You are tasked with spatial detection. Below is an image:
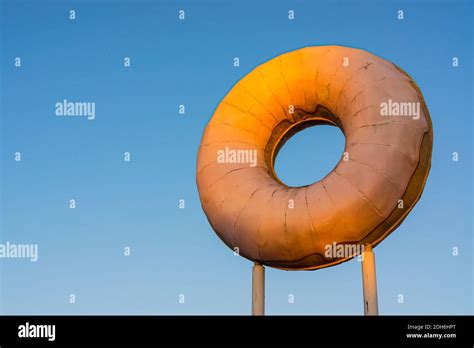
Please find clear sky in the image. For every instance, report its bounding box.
[0,0,472,315]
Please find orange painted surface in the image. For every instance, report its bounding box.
[197,46,433,270]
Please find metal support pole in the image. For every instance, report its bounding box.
[252,262,265,315]
[361,244,379,315]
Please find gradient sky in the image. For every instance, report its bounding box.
[0,0,472,315]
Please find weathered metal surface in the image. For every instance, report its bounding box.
[197,46,433,270]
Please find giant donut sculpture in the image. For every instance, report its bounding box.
[196,45,433,270]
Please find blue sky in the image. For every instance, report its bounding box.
[0,0,472,314]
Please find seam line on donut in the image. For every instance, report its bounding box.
[255,186,280,261]
[280,55,302,112]
[300,49,319,103]
[348,142,417,162]
[333,169,385,218]
[322,59,345,106]
[313,70,321,102]
[216,121,264,138]
[215,185,237,209]
[207,166,267,189]
[338,88,364,119]
[256,69,290,119]
[278,57,296,113]
[350,88,364,104]
[334,67,372,116]
[221,101,273,132]
[283,190,293,260]
[298,50,310,108]
[239,83,280,124]
[295,50,309,108]
[231,185,265,250]
[202,140,260,148]
[350,104,375,118]
[320,181,354,238]
[304,186,318,254]
[348,157,403,189]
[351,120,428,133]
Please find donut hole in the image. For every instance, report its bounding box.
[273,124,345,188]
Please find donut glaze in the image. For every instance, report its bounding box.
[197,46,433,270]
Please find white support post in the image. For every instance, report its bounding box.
[252,262,265,315]
[361,244,379,315]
